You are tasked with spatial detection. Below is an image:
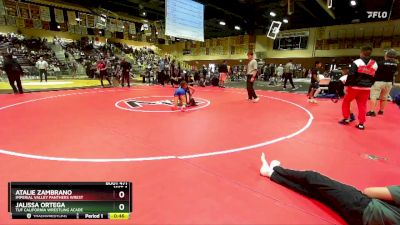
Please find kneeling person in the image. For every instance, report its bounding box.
[173,81,196,112]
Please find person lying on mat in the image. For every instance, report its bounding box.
[172,81,196,112]
[259,153,400,225]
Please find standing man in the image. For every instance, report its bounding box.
[120,58,132,88]
[339,46,378,130]
[97,59,111,87]
[2,54,23,94]
[36,57,48,82]
[283,59,297,90]
[246,51,259,102]
[367,49,398,116]
[218,60,228,88]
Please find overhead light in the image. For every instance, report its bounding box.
[270,12,276,17]
[350,0,356,6]
[122,26,125,29]
[283,19,288,23]
[99,31,102,34]
[75,18,81,21]
[234,25,241,30]
[219,21,226,26]
[156,31,159,34]
[57,25,61,29]
[142,12,146,16]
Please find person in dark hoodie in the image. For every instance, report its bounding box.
[2,54,23,94]
[339,46,378,130]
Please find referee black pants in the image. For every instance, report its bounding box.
[246,75,257,100]
[270,166,371,225]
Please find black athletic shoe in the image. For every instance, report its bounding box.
[366,111,376,117]
[349,113,356,122]
[338,119,350,125]
[378,110,384,115]
[356,124,365,130]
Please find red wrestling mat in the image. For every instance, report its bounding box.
[0,86,399,225]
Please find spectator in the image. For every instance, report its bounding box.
[218,60,228,88]
[367,49,398,116]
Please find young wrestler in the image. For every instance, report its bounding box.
[172,81,196,112]
[259,153,400,225]
[307,61,322,103]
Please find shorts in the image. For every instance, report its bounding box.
[174,88,186,96]
[310,83,319,89]
[219,73,227,81]
[370,81,393,100]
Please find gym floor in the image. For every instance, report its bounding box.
[0,85,399,224]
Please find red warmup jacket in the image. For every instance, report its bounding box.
[345,57,378,88]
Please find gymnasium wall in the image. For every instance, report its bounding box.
[161,19,400,63]
[0,25,156,48]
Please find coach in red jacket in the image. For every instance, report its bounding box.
[339,46,378,130]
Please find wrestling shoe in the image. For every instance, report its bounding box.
[356,124,365,130]
[378,110,384,115]
[252,97,260,103]
[181,106,187,112]
[338,119,350,125]
[366,111,376,117]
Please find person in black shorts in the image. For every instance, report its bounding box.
[259,152,400,225]
[307,61,322,103]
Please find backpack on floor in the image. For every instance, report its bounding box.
[395,93,400,106]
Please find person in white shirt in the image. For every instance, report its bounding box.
[36,57,48,82]
[276,64,284,80]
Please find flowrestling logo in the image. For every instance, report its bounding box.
[367,11,388,19]
[115,96,210,112]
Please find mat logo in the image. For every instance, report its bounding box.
[126,100,175,108]
[367,11,388,19]
[115,96,210,112]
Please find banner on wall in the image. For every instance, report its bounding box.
[0,16,6,25]
[67,11,76,25]
[54,8,64,23]
[87,14,95,28]
[5,15,15,25]
[0,0,5,16]
[29,4,39,20]
[24,19,33,28]
[18,2,30,19]
[4,0,16,16]
[40,6,51,21]
[81,26,87,35]
[129,22,136,34]
[117,20,124,32]
[78,12,87,27]
[42,21,50,30]
[33,19,41,29]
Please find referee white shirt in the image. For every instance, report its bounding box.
[36,59,48,70]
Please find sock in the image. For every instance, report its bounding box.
[268,160,281,177]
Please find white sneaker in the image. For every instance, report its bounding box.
[252,97,260,103]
